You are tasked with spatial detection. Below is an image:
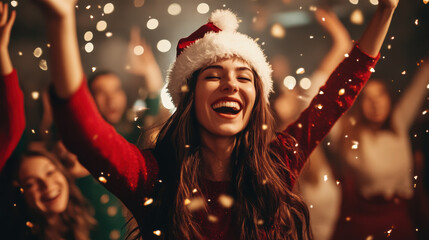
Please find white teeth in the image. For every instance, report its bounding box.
[212,101,241,111]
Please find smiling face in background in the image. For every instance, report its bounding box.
[90,73,127,124]
[361,81,391,125]
[18,156,69,216]
[194,58,257,138]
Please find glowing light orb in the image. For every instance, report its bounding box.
[369,0,379,5]
[85,43,94,53]
[33,47,42,58]
[283,76,296,90]
[98,176,107,183]
[168,3,182,15]
[296,67,305,75]
[147,18,159,30]
[299,78,311,90]
[157,39,171,53]
[161,84,176,111]
[144,198,154,206]
[133,45,144,55]
[96,20,107,31]
[103,3,114,14]
[153,230,161,236]
[106,32,113,37]
[197,3,210,14]
[31,91,40,100]
[39,59,48,71]
[349,0,359,4]
[350,9,364,25]
[11,1,18,7]
[270,23,286,38]
[84,31,93,41]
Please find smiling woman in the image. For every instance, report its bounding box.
[2,150,96,240]
[31,0,399,238]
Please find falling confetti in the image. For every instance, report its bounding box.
[99,176,107,184]
[103,3,114,14]
[218,194,234,208]
[153,230,161,236]
[144,198,154,206]
[26,221,34,228]
[401,70,406,75]
[208,215,218,222]
[350,9,364,25]
[96,20,107,31]
[351,141,359,149]
[423,110,428,115]
[186,197,205,211]
[84,31,93,41]
[33,47,42,58]
[296,67,305,75]
[85,43,94,53]
[270,23,286,38]
[133,45,144,56]
[338,88,345,96]
[31,91,40,100]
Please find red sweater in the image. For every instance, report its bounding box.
[0,69,25,173]
[51,45,379,239]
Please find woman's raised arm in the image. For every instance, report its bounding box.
[32,0,82,98]
[0,2,24,172]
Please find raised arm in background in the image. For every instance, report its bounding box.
[284,0,399,160]
[392,59,429,132]
[0,2,24,172]
[36,0,83,98]
[128,26,163,95]
[302,7,353,102]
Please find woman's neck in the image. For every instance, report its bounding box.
[200,131,235,182]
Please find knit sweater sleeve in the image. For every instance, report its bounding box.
[276,45,379,186]
[50,77,159,210]
[0,69,25,173]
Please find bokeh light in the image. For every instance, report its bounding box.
[168,3,182,16]
[157,39,171,53]
[197,3,210,14]
[147,18,159,30]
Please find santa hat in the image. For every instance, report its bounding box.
[166,9,273,106]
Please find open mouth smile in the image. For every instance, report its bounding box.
[211,98,242,115]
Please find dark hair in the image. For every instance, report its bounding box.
[3,150,95,240]
[133,63,311,239]
[87,70,121,94]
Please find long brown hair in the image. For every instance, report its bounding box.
[13,150,96,240]
[138,63,311,239]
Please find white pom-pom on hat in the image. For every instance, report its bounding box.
[209,9,239,32]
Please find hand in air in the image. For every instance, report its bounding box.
[0,2,15,50]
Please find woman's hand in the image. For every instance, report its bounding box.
[0,2,15,51]
[0,2,15,75]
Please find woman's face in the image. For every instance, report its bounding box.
[361,81,391,124]
[18,156,69,216]
[194,58,256,137]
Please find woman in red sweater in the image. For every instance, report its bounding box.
[32,0,398,239]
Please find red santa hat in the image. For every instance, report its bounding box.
[166,9,273,106]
